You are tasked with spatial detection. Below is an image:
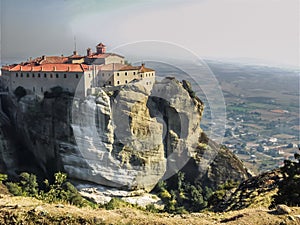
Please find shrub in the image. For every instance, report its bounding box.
[5,171,91,207]
[145,204,159,213]
[272,150,300,207]
[105,198,130,210]
[6,172,38,197]
[40,172,87,207]
[0,174,7,184]
[156,172,213,213]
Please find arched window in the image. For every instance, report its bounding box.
[117,81,120,84]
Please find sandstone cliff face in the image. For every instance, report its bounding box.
[0,78,249,192]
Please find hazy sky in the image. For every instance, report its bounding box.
[1,0,299,67]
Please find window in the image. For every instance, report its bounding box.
[108,81,111,85]
[20,73,23,77]
[32,73,35,78]
[117,73,119,76]
[38,73,41,78]
[117,81,120,84]
[133,72,136,75]
[56,74,59,78]
[16,73,18,77]
[27,73,29,78]
[50,74,53,78]
[44,73,47,78]
[33,87,35,92]
[64,74,67,78]
[125,72,127,76]
[102,73,104,76]
[76,74,79,79]
[89,74,91,78]
[140,75,143,78]
[41,87,43,92]
[125,80,128,84]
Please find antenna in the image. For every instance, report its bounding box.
[74,36,77,52]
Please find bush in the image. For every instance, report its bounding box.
[145,204,160,213]
[208,180,239,209]
[272,150,300,207]
[0,174,7,184]
[6,172,38,197]
[156,172,213,213]
[5,172,91,207]
[104,198,131,210]
[40,172,87,207]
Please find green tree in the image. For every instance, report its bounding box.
[6,172,38,197]
[272,150,300,207]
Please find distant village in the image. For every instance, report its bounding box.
[1,42,155,97]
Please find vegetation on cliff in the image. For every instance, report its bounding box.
[3,172,93,207]
[272,151,300,207]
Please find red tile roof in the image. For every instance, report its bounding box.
[119,64,154,72]
[30,56,69,64]
[87,53,124,59]
[3,63,88,72]
[99,63,126,71]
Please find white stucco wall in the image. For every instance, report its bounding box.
[3,70,86,97]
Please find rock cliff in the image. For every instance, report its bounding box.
[0,78,249,192]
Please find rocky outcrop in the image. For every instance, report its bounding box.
[216,169,282,211]
[0,78,249,192]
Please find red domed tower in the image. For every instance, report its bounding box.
[96,43,106,54]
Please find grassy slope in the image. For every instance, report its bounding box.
[0,193,300,225]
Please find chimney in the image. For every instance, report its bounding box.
[42,55,46,60]
[73,50,78,56]
[87,48,92,56]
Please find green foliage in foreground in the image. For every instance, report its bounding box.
[208,180,239,208]
[272,150,300,207]
[104,197,132,210]
[156,172,213,213]
[5,172,94,207]
[0,173,8,184]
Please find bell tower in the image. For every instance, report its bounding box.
[96,43,106,54]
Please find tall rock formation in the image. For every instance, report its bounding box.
[0,78,249,192]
